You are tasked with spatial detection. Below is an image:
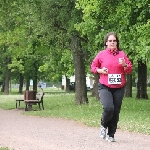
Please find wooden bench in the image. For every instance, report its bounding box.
[24,92,44,111]
[16,98,24,108]
[15,91,44,111]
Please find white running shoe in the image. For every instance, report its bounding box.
[106,136,116,142]
[100,126,106,139]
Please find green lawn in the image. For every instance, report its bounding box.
[0,148,9,150]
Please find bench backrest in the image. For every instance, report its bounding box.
[36,92,44,101]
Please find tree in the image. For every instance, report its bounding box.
[0,0,51,93]
[71,35,88,104]
[136,61,148,99]
[75,0,150,99]
[0,0,21,94]
[39,0,89,104]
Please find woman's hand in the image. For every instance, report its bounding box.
[119,57,127,67]
[97,67,108,74]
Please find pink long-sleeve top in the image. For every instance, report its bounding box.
[91,48,132,88]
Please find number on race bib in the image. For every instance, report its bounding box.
[108,74,122,84]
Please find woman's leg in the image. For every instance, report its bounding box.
[99,88,114,128]
[107,87,125,138]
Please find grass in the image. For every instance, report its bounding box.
[119,97,150,134]
[0,148,9,150]
[0,91,150,136]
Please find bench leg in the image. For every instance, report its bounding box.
[38,103,41,110]
[28,104,32,111]
[16,100,24,109]
[16,101,17,108]
[25,104,28,111]
[41,102,44,110]
[25,103,32,111]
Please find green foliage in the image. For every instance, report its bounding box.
[0,0,149,91]
[0,0,43,83]
[36,0,84,81]
[75,0,150,67]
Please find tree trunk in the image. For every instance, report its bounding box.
[136,60,148,99]
[33,61,38,92]
[33,78,37,92]
[4,58,11,95]
[1,79,5,92]
[66,77,70,93]
[4,68,11,95]
[19,73,24,94]
[26,79,30,90]
[124,74,132,97]
[91,74,99,100]
[71,35,88,104]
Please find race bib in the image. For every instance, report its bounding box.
[108,74,121,84]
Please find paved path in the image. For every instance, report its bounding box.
[0,108,150,150]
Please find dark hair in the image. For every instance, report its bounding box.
[104,32,120,49]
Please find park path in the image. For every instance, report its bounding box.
[0,108,150,150]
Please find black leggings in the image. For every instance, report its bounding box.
[98,83,125,137]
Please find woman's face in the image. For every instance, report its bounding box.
[106,35,117,50]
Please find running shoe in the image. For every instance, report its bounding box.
[99,126,106,139]
[106,136,116,142]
